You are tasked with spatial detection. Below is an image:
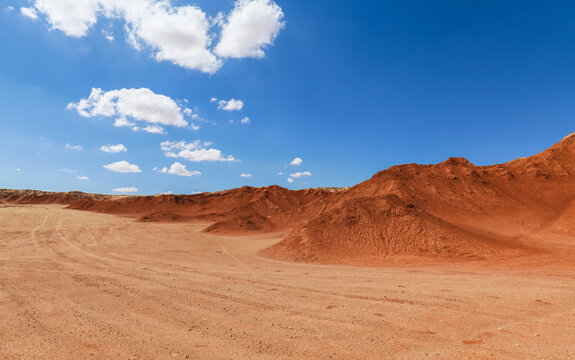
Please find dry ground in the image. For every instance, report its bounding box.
[0,205,574,359]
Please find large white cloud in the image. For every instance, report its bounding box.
[215,0,285,58]
[25,0,285,73]
[103,160,142,173]
[161,140,236,162]
[159,162,201,177]
[30,0,220,72]
[68,88,189,130]
[122,2,221,73]
[34,0,99,37]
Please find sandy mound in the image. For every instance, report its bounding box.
[67,185,335,234]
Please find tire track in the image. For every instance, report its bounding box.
[30,208,51,251]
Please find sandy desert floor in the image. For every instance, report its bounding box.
[1,205,574,359]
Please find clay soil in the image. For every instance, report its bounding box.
[1,205,574,359]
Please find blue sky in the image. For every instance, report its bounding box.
[1,0,575,195]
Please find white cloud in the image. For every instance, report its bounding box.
[159,162,201,177]
[33,0,99,37]
[286,177,294,183]
[103,160,142,173]
[218,98,244,111]
[290,171,311,178]
[112,186,138,193]
[121,1,222,73]
[113,117,136,128]
[159,191,173,195]
[58,168,76,173]
[160,140,212,151]
[215,0,285,58]
[210,97,218,102]
[240,116,250,124]
[142,124,166,134]
[290,157,302,166]
[20,7,39,19]
[100,144,127,153]
[65,143,83,151]
[160,140,236,162]
[9,168,22,172]
[68,88,189,131]
[77,176,89,180]
[25,0,285,73]
[277,171,283,175]
[240,173,252,178]
[6,6,14,12]
[30,0,221,72]
[178,149,235,162]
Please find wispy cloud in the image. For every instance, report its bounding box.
[112,186,138,193]
[65,143,83,151]
[290,171,312,178]
[20,7,38,20]
[161,141,236,162]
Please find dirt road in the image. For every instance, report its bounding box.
[1,205,574,359]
